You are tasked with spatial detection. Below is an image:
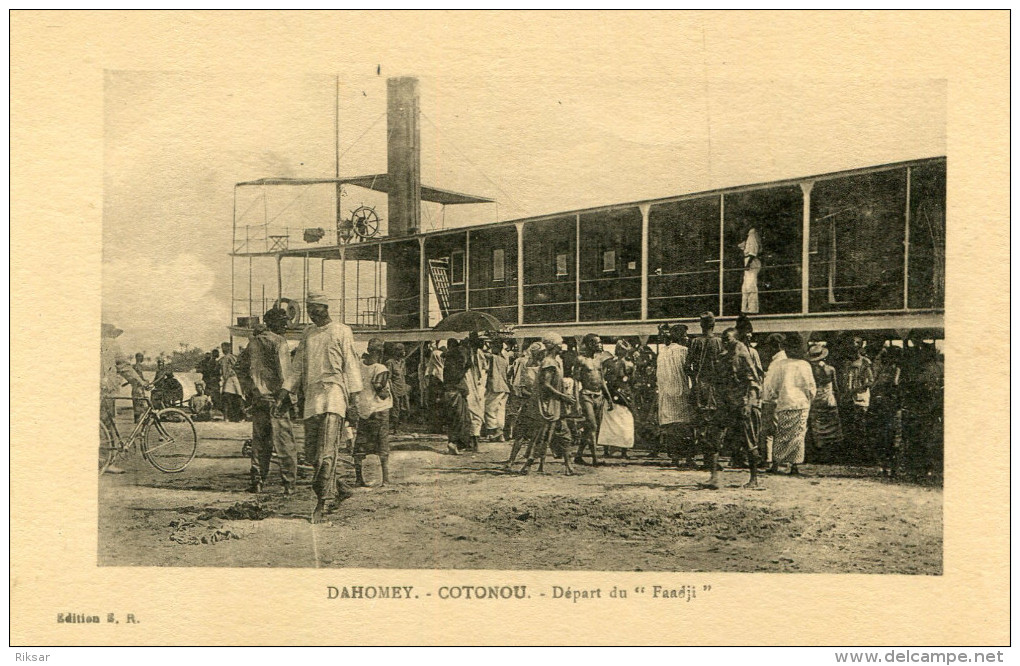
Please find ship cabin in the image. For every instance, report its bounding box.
[229,156,946,346]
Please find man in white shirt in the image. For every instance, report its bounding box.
[657,324,695,469]
[277,291,363,523]
[760,334,816,475]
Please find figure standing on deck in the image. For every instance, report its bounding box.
[738,223,762,314]
[277,291,363,524]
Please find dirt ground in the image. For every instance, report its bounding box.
[98,419,942,573]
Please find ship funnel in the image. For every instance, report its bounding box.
[387,76,421,236]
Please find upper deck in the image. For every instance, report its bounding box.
[229,156,945,342]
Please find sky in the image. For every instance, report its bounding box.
[102,18,946,355]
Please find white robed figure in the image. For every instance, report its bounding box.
[739,226,762,314]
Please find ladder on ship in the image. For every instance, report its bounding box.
[428,258,452,319]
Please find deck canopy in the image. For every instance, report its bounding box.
[235,175,494,206]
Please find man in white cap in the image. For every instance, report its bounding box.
[277,291,362,523]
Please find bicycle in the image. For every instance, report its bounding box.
[99,389,198,474]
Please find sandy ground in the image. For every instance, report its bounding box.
[98,419,942,573]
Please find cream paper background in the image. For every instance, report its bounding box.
[10,11,1008,646]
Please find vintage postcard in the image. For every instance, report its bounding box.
[10,11,1009,647]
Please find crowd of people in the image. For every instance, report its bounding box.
[102,293,944,519]
[427,312,944,487]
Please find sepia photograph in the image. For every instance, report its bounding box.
[11,10,1008,648]
[98,69,945,573]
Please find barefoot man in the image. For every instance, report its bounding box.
[276,291,362,523]
[572,333,613,467]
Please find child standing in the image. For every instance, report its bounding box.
[354,338,394,487]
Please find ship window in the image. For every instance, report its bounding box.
[602,249,616,273]
[555,252,569,277]
[492,248,505,282]
[450,250,465,285]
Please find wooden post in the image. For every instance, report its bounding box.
[903,167,912,309]
[465,230,471,310]
[516,223,524,326]
[419,236,426,329]
[231,186,237,331]
[800,181,814,314]
[302,252,309,323]
[575,213,581,323]
[639,203,650,320]
[245,219,252,317]
[377,242,383,329]
[339,246,347,323]
[718,195,725,316]
[275,254,283,304]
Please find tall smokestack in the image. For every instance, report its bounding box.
[387,76,421,237]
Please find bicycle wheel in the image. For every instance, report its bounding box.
[142,408,198,473]
[99,421,117,474]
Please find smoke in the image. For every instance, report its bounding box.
[102,252,228,354]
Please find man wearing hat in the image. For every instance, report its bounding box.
[806,342,842,464]
[100,322,146,474]
[277,292,362,523]
[685,312,727,488]
[238,309,298,494]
